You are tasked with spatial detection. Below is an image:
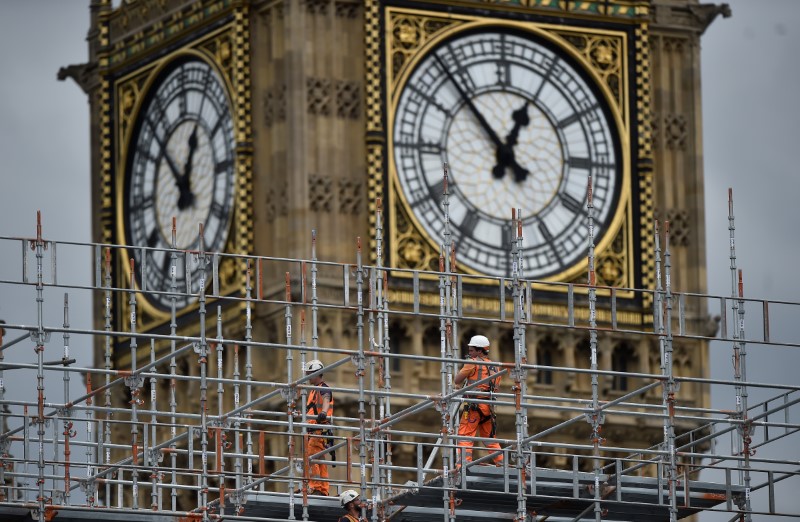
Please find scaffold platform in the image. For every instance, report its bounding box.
[238,465,741,521]
[0,192,797,522]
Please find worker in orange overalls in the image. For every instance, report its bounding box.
[454,335,503,465]
[303,359,333,496]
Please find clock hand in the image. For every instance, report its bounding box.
[177,124,198,211]
[494,102,531,183]
[148,122,185,187]
[433,53,505,152]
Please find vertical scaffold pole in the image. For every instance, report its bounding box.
[299,308,309,522]
[438,166,457,522]
[510,208,529,522]
[168,219,179,511]
[311,230,319,360]
[663,222,678,522]
[149,334,158,511]
[355,237,370,522]
[32,212,47,522]
[127,255,140,510]
[653,220,669,510]
[587,179,604,522]
[194,225,210,521]
[284,273,298,520]
[375,197,393,500]
[215,306,226,516]
[728,189,752,520]
[61,293,73,506]
[243,261,254,488]
[232,276,244,512]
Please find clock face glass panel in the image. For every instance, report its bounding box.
[392,29,621,279]
[125,58,236,309]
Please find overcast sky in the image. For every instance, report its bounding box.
[0,1,798,518]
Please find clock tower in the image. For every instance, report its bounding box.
[71,0,727,504]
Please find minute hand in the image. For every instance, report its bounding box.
[434,54,504,150]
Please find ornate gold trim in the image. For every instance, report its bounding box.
[383,10,633,289]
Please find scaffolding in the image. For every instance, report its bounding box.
[0,188,797,522]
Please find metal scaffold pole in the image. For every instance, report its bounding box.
[510,208,529,522]
[284,272,298,521]
[587,179,604,522]
[167,219,179,510]
[355,236,370,522]
[438,165,457,522]
[663,221,679,522]
[33,212,48,522]
[728,189,753,520]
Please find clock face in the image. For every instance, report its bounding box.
[392,28,621,279]
[124,58,236,309]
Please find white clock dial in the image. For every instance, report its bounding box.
[392,29,620,279]
[125,58,236,309]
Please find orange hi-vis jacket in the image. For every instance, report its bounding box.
[306,382,333,430]
[338,514,366,522]
[460,355,500,399]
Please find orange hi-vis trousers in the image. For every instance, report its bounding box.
[305,433,329,495]
[457,403,503,464]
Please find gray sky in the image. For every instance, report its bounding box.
[0,0,798,518]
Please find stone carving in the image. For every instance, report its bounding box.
[336,80,361,119]
[265,183,288,223]
[665,208,690,247]
[334,0,360,18]
[307,77,332,116]
[304,0,330,16]
[664,113,687,150]
[310,175,334,212]
[338,179,364,215]
[263,84,287,126]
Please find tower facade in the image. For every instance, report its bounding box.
[76,0,726,506]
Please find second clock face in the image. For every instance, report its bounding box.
[392,28,621,279]
[125,58,236,309]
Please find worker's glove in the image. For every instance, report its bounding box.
[316,412,327,423]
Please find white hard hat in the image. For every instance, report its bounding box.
[305,359,324,373]
[340,489,359,507]
[467,335,490,349]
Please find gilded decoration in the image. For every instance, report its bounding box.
[107,0,234,69]
[388,13,460,79]
[634,23,655,306]
[394,203,439,272]
[116,73,149,164]
[565,224,628,288]
[552,30,625,115]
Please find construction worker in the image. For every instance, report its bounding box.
[454,334,503,465]
[303,359,332,496]
[338,489,367,522]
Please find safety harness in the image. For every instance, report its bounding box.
[461,355,499,436]
[306,383,336,459]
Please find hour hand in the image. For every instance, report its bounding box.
[494,102,531,182]
[177,125,198,210]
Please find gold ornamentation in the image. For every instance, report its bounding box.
[635,23,655,307]
[395,204,438,271]
[388,14,459,81]
[117,74,148,154]
[553,31,624,113]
